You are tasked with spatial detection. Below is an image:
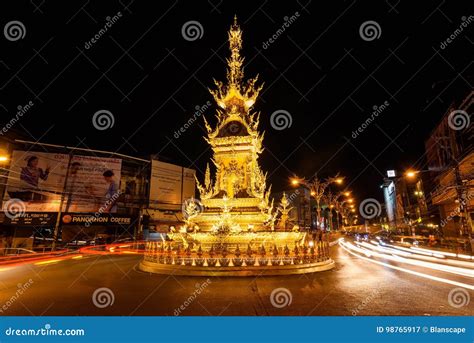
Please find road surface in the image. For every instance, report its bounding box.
[0,243,472,316]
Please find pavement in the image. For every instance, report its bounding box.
[0,243,472,316]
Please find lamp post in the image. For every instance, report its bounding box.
[291,174,344,232]
[0,151,10,215]
[337,197,354,231]
[324,191,353,231]
[323,191,338,232]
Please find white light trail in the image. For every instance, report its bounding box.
[339,239,474,290]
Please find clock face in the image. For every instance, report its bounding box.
[220,121,246,136]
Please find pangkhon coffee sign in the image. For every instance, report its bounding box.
[61,213,134,226]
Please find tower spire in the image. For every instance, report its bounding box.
[209,16,263,112]
[227,15,244,89]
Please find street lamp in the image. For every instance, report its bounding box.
[338,194,357,230]
[324,190,346,232]
[0,151,9,163]
[290,173,344,232]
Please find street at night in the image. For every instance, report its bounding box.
[0,242,472,316]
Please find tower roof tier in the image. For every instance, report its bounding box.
[208,16,263,123]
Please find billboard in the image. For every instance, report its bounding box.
[3,151,122,213]
[149,160,195,208]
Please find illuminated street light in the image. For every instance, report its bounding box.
[0,151,9,163]
[348,198,354,203]
[291,178,300,186]
[405,170,417,178]
[290,173,343,232]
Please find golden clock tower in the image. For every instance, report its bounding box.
[193,16,274,232]
[140,18,333,277]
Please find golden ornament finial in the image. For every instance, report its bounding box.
[227,16,243,89]
[209,17,263,113]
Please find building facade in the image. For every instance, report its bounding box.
[0,134,157,250]
[425,91,473,237]
[381,174,428,232]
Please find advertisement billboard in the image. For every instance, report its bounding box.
[2,151,122,213]
[149,160,195,208]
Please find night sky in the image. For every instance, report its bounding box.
[1,1,473,202]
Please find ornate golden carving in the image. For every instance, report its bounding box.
[194,16,272,231]
[209,16,263,113]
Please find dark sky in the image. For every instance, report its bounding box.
[1,0,473,203]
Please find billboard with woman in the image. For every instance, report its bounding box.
[3,151,122,213]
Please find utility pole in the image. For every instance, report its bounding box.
[52,153,73,251]
[454,164,472,239]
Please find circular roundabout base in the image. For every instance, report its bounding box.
[139,259,335,277]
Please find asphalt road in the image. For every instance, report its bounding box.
[0,244,472,316]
